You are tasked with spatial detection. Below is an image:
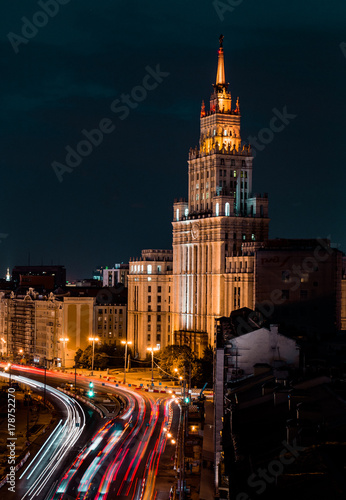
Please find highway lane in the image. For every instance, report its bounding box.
[7,366,178,500]
[0,370,87,500]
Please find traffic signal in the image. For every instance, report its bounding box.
[184,397,190,404]
[88,381,94,397]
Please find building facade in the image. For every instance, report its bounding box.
[127,37,345,359]
[172,37,269,354]
[103,264,129,288]
[127,250,173,358]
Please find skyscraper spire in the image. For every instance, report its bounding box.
[216,34,226,86]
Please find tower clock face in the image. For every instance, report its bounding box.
[191,223,200,240]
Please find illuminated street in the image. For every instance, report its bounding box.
[2,365,179,500]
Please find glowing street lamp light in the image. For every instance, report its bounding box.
[147,347,159,387]
[88,337,99,375]
[59,337,69,369]
[5,363,11,386]
[121,340,132,384]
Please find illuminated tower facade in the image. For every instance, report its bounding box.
[172,36,270,354]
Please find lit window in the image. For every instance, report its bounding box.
[196,193,199,201]
[206,192,209,199]
[184,208,188,217]
[213,129,216,136]
[242,234,246,240]
[233,170,237,177]
[216,203,219,216]
[224,129,227,136]
[148,277,151,281]
[176,209,179,221]
[147,265,152,274]
[225,203,230,216]
[196,183,199,189]
[251,234,255,241]
[157,265,161,273]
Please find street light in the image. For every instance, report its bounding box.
[88,337,99,375]
[4,363,11,387]
[0,338,6,359]
[59,337,69,369]
[121,341,132,384]
[147,347,159,387]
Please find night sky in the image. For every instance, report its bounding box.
[0,0,345,280]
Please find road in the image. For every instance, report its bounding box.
[0,369,87,500]
[4,365,177,500]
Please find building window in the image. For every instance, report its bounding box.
[148,324,151,331]
[157,296,161,303]
[233,170,237,177]
[98,309,102,314]
[147,265,152,274]
[148,286,151,292]
[223,129,227,136]
[119,309,123,314]
[148,296,151,303]
[157,325,161,333]
[168,315,171,323]
[157,265,161,273]
[216,203,219,217]
[251,234,255,241]
[157,305,161,312]
[148,315,151,322]
[147,334,151,342]
[148,305,151,311]
[231,159,235,166]
[157,333,161,341]
[157,315,161,322]
[184,208,189,217]
[242,234,246,240]
[168,334,170,342]
[196,193,199,201]
[282,271,290,282]
[242,160,246,166]
[225,202,230,216]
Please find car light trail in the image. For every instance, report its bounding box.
[0,372,86,500]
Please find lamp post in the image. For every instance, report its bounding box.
[5,363,11,387]
[59,337,69,369]
[121,341,132,384]
[0,338,6,359]
[88,337,99,375]
[147,347,158,387]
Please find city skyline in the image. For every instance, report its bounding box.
[1,0,345,280]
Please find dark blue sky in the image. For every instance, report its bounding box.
[0,0,345,279]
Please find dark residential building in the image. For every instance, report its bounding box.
[255,239,343,339]
[12,265,66,289]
